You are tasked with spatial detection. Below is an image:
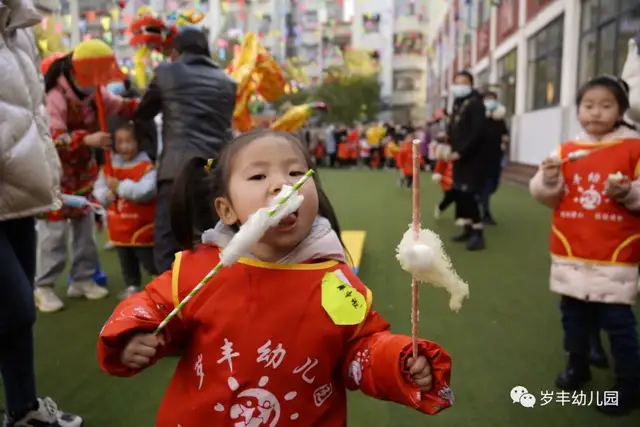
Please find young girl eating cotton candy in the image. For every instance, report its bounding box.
[529,76,640,416]
[98,129,454,426]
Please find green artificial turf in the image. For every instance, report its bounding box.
[5,169,639,426]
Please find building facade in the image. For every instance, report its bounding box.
[426,0,640,165]
[351,0,429,125]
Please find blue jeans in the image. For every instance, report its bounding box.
[0,217,38,416]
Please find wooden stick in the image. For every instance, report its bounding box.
[411,139,421,358]
[94,85,113,176]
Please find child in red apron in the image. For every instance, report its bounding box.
[94,121,157,299]
[98,129,454,426]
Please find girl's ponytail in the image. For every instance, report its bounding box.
[44,54,72,93]
[170,157,214,250]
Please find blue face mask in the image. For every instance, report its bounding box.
[451,84,472,99]
[107,82,125,94]
[484,99,497,110]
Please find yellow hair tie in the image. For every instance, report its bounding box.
[204,158,214,173]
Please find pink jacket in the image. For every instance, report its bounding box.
[47,75,132,132]
[529,127,640,305]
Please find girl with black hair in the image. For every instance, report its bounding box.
[97,129,454,427]
[34,52,138,313]
[530,75,640,416]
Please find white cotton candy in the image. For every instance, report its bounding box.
[568,149,589,161]
[396,226,469,312]
[264,185,304,227]
[608,171,625,183]
[219,186,304,266]
[432,173,442,182]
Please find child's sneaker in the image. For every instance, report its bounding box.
[67,280,109,300]
[34,288,64,313]
[118,286,141,300]
[3,397,83,427]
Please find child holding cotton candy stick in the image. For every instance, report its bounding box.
[529,75,640,416]
[98,129,454,427]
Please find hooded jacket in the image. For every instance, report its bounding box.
[0,0,62,221]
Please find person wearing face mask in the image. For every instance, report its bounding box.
[36,45,139,313]
[478,91,509,225]
[447,71,488,251]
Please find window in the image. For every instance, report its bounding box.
[578,0,640,86]
[497,48,518,118]
[477,0,492,27]
[527,15,563,110]
[394,32,424,55]
[395,0,417,17]
[476,68,490,91]
[362,13,381,33]
[302,44,319,62]
[257,14,272,34]
[394,71,420,91]
[303,11,319,27]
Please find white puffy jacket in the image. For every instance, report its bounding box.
[622,37,640,125]
[0,0,61,221]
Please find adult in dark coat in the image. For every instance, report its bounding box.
[135,28,237,273]
[479,91,509,225]
[447,71,487,250]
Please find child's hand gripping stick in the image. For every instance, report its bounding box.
[153,170,315,334]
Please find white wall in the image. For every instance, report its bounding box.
[427,0,590,165]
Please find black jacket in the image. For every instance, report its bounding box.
[483,105,509,178]
[447,90,487,192]
[135,52,237,181]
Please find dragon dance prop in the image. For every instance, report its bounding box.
[225,32,288,132]
[128,6,205,89]
[396,140,469,357]
[270,102,328,132]
[71,39,126,175]
[126,3,322,132]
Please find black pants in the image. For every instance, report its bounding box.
[478,171,501,218]
[328,152,336,167]
[0,218,37,417]
[154,181,180,274]
[401,174,413,188]
[116,246,157,287]
[455,190,481,224]
[438,190,456,212]
[561,296,640,383]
